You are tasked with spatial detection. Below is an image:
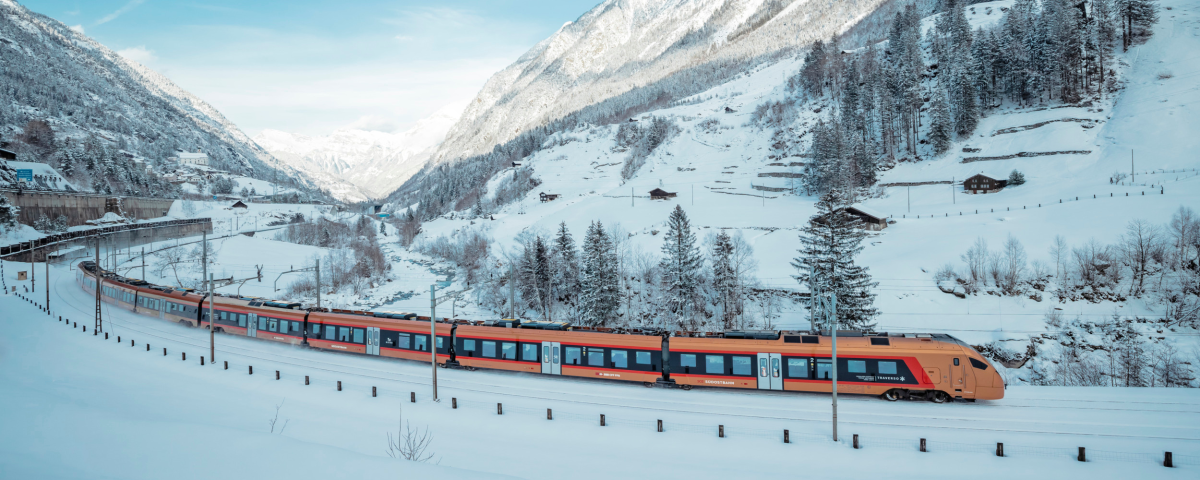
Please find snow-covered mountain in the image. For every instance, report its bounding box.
[255,103,464,202]
[0,0,320,197]
[433,0,891,164]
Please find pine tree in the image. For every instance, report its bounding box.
[551,222,580,318]
[0,194,18,231]
[929,87,954,155]
[580,221,619,326]
[519,236,552,318]
[791,189,879,330]
[659,205,703,326]
[711,230,738,330]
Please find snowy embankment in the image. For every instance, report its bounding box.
[0,259,1197,479]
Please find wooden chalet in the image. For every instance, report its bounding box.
[0,148,15,161]
[539,192,560,202]
[649,188,677,200]
[963,174,1007,194]
[230,200,249,210]
[814,206,889,231]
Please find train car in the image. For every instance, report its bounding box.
[73,262,1003,402]
[667,331,1003,402]
[201,296,308,345]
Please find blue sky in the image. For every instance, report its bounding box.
[21,0,602,137]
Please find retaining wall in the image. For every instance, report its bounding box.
[0,189,176,227]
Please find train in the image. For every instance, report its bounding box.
[77,261,1004,402]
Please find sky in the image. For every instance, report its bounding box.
[20,0,604,137]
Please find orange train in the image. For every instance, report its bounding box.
[78,262,1003,402]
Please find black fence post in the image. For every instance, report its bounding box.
[200,356,204,366]
[497,403,503,415]
[1165,452,1173,468]
[600,414,605,426]
[411,392,416,403]
[337,381,342,391]
[275,370,280,380]
[182,352,186,361]
[163,347,166,356]
[372,386,377,397]
[249,366,253,375]
[920,438,927,452]
[657,420,663,433]
[853,434,860,449]
[784,430,789,443]
[224,360,227,369]
[1078,447,1086,462]
[997,443,1004,457]
[547,409,553,420]
[718,425,724,438]
[305,375,309,385]
[452,398,457,409]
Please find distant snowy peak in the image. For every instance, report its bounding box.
[436,0,890,162]
[254,102,465,201]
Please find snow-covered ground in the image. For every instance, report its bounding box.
[0,260,1196,479]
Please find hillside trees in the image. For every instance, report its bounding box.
[660,206,704,328]
[580,221,620,326]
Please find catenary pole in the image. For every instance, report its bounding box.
[430,284,438,401]
[830,293,838,442]
[45,252,49,312]
[209,273,215,363]
[315,259,321,310]
[141,247,145,280]
[95,238,102,333]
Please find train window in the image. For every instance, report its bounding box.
[612,350,628,369]
[878,361,898,375]
[732,356,752,376]
[482,341,496,358]
[399,333,411,349]
[970,358,989,371]
[564,347,582,365]
[415,335,427,351]
[255,317,265,331]
[680,354,697,368]
[848,360,866,373]
[636,351,651,365]
[220,311,228,321]
[953,358,960,366]
[463,339,475,352]
[523,344,539,362]
[325,325,336,341]
[502,342,517,360]
[240,315,248,327]
[310,323,321,337]
[268,319,278,332]
[587,348,605,367]
[292,321,301,333]
[788,358,809,378]
[353,328,365,344]
[436,337,444,349]
[338,327,351,342]
[816,359,833,380]
[705,355,725,375]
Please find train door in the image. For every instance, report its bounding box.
[541,341,561,375]
[756,353,783,390]
[366,327,380,355]
[950,357,965,396]
[247,313,258,338]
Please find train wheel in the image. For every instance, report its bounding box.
[681,385,693,391]
[882,389,901,401]
[930,391,950,403]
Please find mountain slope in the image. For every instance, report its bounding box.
[433,0,891,165]
[254,103,464,202]
[0,0,319,197]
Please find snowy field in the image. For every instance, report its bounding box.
[0,260,1196,479]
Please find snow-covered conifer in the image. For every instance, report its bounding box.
[792,189,878,330]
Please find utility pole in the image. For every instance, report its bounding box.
[316,259,321,310]
[202,231,208,297]
[952,177,956,205]
[94,238,102,333]
[141,247,146,280]
[829,293,838,442]
[1131,149,1135,183]
[45,253,49,313]
[30,245,34,293]
[509,263,516,319]
[430,284,438,402]
[631,187,634,207]
[209,273,215,363]
[907,186,911,213]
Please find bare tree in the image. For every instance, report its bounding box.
[1120,219,1162,296]
[386,421,435,462]
[155,246,188,286]
[1168,206,1199,268]
[1049,234,1068,283]
[1152,341,1195,388]
[961,237,988,291]
[1000,235,1027,295]
[268,400,289,434]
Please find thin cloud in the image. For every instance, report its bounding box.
[69,25,85,34]
[96,0,147,26]
[117,46,157,65]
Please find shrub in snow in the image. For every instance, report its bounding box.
[1008,170,1026,186]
